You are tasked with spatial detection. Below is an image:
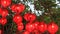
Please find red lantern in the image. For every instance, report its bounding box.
[28,14,36,22]
[0,8,2,15]
[23,31,30,34]
[13,14,22,24]
[0,30,2,34]
[1,9,8,17]
[17,22,24,31]
[33,21,39,30]
[24,13,30,21]
[24,13,36,22]
[26,23,35,32]
[38,21,47,33]
[11,4,25,14]
[0,18,7,26]
[1,0,11,8]
[47,21,58,34]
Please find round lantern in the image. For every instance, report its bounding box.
[33,21,39,30]
[1,9,8,17]
[1,0,11,8]
[11,4,25,14]
[0,18,7,26]
[38,21,47,33]
[26,23,35,32]
[24,13,36,22]
[47,21,58,34]
[17,22,24,31]
[13,14,22,24]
